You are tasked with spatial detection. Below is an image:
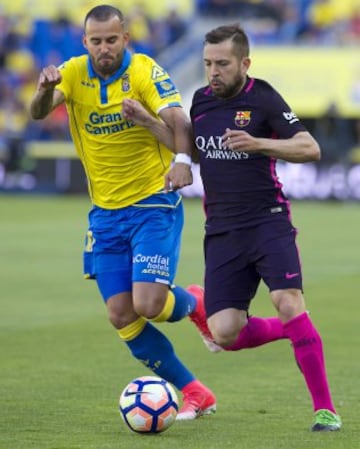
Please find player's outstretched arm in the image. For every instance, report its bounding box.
[222,129,321,163]
[30,65,64,120]
[262,131,321,162]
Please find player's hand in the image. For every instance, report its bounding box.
[38,65,62,91]
[222,128,260,152]
[122,98,152,127]
[164,163,193,192]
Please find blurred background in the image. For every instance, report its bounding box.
[0,0,359,200]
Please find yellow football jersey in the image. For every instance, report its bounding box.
[56,50,182,208]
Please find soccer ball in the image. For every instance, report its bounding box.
[119,376,179,433]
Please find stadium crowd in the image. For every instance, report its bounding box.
[197,0,360,45]
[0,0,359,182]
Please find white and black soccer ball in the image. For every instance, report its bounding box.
[119,376,179,433]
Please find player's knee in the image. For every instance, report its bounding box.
[214,330,238,347]
[106,297,138,329]
[133,295,166,320]
[108,310,132,329]
[210,315,247,347]
[272,289,305,321]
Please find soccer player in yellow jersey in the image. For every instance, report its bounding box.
[29,4,216,420]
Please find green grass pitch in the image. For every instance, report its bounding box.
[1,195,359,449]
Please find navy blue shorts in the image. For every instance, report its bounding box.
[204,218,303,317]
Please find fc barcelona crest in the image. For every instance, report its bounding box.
[234,111,251,127]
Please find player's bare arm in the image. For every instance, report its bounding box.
[122,98,199,162]
[122,99,194,191]
[30,65,65,119]
[160,107,194,191]
[222,129,321,163]
[122,98,175,149]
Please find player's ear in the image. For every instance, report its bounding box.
[123,31,130,47]
[82,34,88,50]
[242,57,251,71]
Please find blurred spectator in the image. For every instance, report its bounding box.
[196,0,360,45]
[0,75,28,174]
[126,3,155,56]
[30,14,84,68]
[0,3,191,146]
[196,0,239,17]
[277,2,302,43]
[302,0,339,44]
[0,0,358,162]
[163,8,188,45]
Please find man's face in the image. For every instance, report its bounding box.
[203,39,251,99]
[83,16,129,78]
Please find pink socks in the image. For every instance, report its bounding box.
[284,312,336,413]
[224,311,336,413]
[225,316,285,351]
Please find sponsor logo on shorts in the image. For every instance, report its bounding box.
[134,253,170,278]
[285,272,300,279]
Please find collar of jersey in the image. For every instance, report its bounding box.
[87,48,132,85]
[87,49,132,104]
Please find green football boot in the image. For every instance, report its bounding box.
[311,409,342,432]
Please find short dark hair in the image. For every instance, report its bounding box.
[205,24,250,57]
[84,4,125,28]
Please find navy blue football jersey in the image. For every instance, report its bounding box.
[190,77,307,234]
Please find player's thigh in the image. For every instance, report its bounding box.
[83,206,133,300]
[132,200,184,288]
[256,219,303,291]
[96,269,132,302]
[204,231,261,318]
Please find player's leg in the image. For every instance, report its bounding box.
[190,229,286,351]
[84,203,215,421]
[190,285,285,351]
[131,191,198,322]
[130,194,221,352]
[271,289,341,431]
[96,274,216,421]
[131,191,226,351]
[129,193,216,420]
[261,219,341,431]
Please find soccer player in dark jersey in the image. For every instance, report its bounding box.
[123,23,342,432]
[29,4,216,421]
[188,24,341,432]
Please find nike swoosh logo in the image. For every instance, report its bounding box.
[286,272,300,279]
